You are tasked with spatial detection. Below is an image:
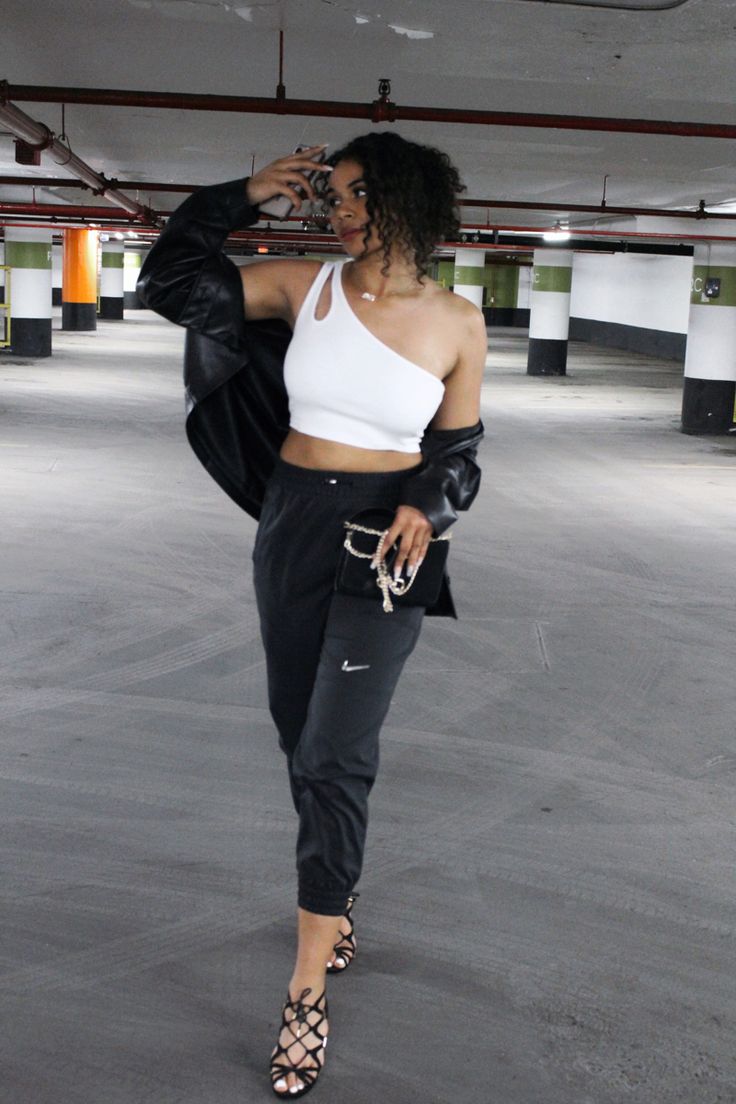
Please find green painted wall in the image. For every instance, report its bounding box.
[485,265,519,308]
[436,260,454,288]
[436,260,523,307]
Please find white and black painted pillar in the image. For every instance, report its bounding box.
[527,249,573,376]
[682,244,736,434]
[52,242,63,306]
[5,227,53,357]
[124,250,144,309]
[99,240,125,319]
[452,247,485,309]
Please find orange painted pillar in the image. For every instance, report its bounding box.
[62,228,98,331]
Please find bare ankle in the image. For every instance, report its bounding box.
[288,974,327,1002]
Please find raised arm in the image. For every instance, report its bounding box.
[137,145,331,343]
[239,146,332,324]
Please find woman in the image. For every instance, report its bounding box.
[138,131,486,1099]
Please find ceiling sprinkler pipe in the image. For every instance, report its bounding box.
[3,175,733,223]
[463,198,736,220]
[0,202,157,222]
[0,98,153,220]
[3,81,735,141]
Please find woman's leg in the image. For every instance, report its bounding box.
[291,592,424,915]
[273,594,423,1094]
[271,908,343,1096]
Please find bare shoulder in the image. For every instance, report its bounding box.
[449,287,486,330]
[427,284,487,348]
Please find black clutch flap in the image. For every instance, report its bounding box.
[335,508,450,612]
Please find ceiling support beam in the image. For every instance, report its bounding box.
[3,81,735,140]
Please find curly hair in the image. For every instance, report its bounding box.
[319,132,465,280]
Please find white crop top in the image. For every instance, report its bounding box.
[283,262,445,453]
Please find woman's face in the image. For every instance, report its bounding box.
[323,158,381,257]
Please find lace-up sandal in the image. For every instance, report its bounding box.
[325,893,359,975]
[270,987,328,1099]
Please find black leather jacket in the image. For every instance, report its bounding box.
[137,178,483,616]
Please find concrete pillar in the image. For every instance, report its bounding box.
[62,228,98,331]
[681,244,736,434]
[52,243,62,306]
[124,250,144,309]
[452,248,484,308]
[527,249,573,376]
[5,227,53,357]
[517,264,533,325]
[99,240,125,319]
[0,242,5,348]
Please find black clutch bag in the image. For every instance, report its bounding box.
[335,508,451,613]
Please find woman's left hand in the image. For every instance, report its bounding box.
[375,505,433,581]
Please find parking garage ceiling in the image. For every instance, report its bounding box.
[2,0,736,233]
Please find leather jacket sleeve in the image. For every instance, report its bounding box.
[137,177,260,353]
[401,420,484,535]
[136,179,292,521]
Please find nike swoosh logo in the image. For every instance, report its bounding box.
[341,661,371,672]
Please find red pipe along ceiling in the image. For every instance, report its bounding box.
[0,202,146,220]
[3,81,736,140]
[1,179,733,224]
[2,205,736,244]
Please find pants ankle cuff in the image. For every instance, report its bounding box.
[298,882,352,916]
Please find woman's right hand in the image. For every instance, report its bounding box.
[245,145,331,210]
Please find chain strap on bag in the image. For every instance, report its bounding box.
[337,508,451,613]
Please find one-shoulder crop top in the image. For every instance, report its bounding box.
[283,261,445,453]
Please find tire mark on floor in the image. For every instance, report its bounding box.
[0,886,286,995]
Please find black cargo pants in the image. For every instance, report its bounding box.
[253,458,425,916]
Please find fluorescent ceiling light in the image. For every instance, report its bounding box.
[389,25,435,38]
[543,221,571,242]
[703,199,736,213]
[509,0,689,9]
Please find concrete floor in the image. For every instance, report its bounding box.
[1,313,735,1104]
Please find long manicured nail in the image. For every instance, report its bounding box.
[393,566,402,581]
[406,564,415,577]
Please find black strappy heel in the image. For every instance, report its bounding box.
[270,987,328,1100]
[325,893,359,975]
